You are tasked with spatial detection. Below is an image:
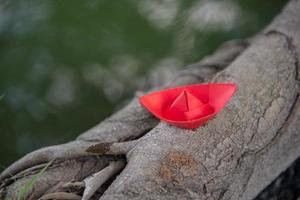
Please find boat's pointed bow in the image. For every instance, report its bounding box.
[208,83,237,112]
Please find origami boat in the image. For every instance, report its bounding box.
[139,83,237,129]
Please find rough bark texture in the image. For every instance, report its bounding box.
[1,1,300,199]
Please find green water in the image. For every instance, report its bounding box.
[0,0,286,167]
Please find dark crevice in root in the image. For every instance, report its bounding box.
[81,160,126,200]
[62,182,85,194]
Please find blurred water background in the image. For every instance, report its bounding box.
[0,0,286,167]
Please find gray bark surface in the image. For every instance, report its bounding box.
[1,1,300,199]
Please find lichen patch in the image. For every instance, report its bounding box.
[159,151,197,183]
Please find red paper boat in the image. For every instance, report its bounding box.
[139,83,237,129]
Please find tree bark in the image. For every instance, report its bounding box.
[1,1,300,199]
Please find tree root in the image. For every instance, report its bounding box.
[39,192,81,200]
[82,160,125,200]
